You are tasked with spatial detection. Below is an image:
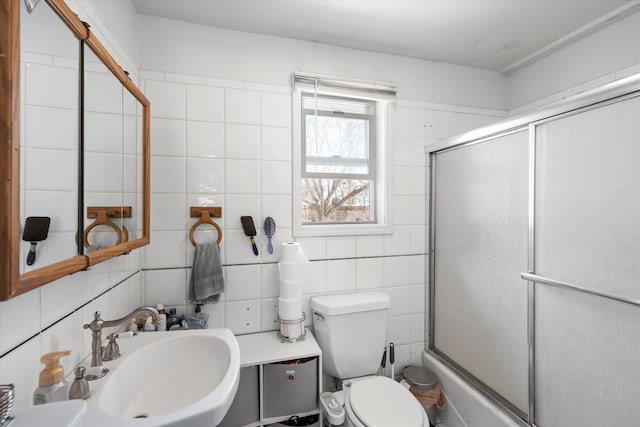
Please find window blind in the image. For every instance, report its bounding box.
[292,71,396,101]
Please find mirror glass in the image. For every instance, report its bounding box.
[122,84,142,243]
[83,45,127,251]
[83,45,143,252]
[19,0,80,272]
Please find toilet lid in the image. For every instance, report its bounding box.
[348,376,424,427]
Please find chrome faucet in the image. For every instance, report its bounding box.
[83,307,161,380]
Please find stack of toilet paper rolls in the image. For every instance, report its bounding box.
[278,242,308,339]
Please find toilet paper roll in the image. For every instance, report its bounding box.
[278,297,303,320]
[278,262,304,282]
[280,242,309,264]
[280,321,303,340]
[279,279,302,300]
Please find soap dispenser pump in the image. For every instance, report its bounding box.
[33,350,71,405]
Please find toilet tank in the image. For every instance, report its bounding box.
[311,292,390,379]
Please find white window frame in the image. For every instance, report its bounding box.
[292,72,395,237]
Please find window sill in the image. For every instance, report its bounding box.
[293,222,394,237]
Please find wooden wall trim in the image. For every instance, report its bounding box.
[0,0,20,300]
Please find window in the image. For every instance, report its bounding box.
[292,72,395,237]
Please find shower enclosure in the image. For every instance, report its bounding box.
[428,77,640,426]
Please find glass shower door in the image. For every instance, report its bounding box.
[431,129,530,417]
[533,95,640,426]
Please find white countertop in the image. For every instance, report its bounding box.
[235,329,321,366]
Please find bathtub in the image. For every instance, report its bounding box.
[421,351,525,427]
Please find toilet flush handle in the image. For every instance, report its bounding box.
[314,312,325,321]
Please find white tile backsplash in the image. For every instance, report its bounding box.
[224,194,261,231]
[225,89,260,125]
[24,148,77,191]
[435,110,460,139]
[0,338,41,408]
[186,157,225,193]
[199,301,226,329]
[40,273,82,328]
[145,79,186,119]
[394,166,412,196]
[145,230,188,268]
[261,160,292,195]
[326,259,356,293]
[151,194,187,230]
[386,285,412,317]
[186,121,225,158]
[411,284,426,314]
[26,105,78,150]
[302,261,327,295]
[225,159,261,194]
[261,127,292,161]
[261,298,279,331]
[0,290,40,354]
[226,124,261,159]
[226,300,261,335]
[261,92,292,127]
[387,315,412,346]
[225,264,261,301]
[394,106,412,136]
[152,156,186,193]
[326,236,356,259]
[410,108,436,138]
[260,263,279,298]
[394,136,412,167]
[261,195,293,229]
[85,71,123,114]
[151,118,186,156]
[145,268,187,307]
[356,235,384,257]
[394,196,412,225]
[186,84,224,122]
[411,313,426,343]
[384,256,412,287]
[225,229,263,265]
[294,237,327,260]
[384,225,412,256]
[356,258,384,290]
[26,63,78,109]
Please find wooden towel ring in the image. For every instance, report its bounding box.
[82,210,123,248]
[189,210,222,246]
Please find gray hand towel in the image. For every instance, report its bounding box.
[189,242,224,303]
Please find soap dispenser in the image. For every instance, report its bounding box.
[33,351,71,405]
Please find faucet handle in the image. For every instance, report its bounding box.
[102,333,121,362]
[83,311,104,331]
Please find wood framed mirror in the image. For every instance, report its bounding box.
[0,0,150,300]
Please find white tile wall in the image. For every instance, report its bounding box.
[1,63,507,409]
[186,121,224,158]
[225,89,260,125]
[186,85,224,122]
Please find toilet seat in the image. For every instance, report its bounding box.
[344,376,427,427]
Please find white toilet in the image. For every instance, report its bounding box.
[311,291,430,427]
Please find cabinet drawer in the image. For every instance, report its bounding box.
[218,365,259,427]
[263,357,318,418]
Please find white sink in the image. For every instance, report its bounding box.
[11,400,86,427]
[84,329,240,427]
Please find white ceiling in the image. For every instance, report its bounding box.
[131,0,640,74]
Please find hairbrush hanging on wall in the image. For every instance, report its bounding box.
[240,216,259,256]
